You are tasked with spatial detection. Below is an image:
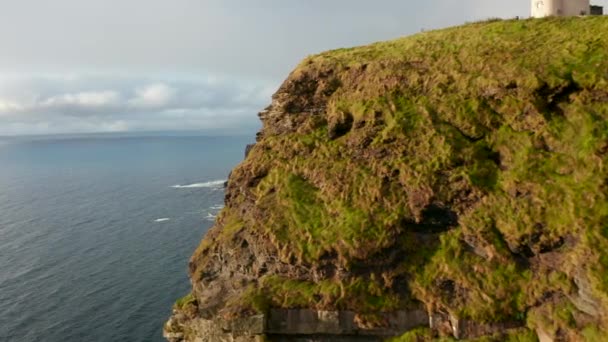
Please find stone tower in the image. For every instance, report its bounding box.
[531,0,590,17]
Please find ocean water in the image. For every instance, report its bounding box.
[0,134,252,342]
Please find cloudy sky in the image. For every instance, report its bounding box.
[0,0,605,136]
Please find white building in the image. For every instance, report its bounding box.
[531,0,590,17]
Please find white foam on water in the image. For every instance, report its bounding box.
[154,218,171,223]
[210,204,224,210]
[171,180,226,189]
[205,213,217,222]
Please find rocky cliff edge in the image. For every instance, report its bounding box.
[165,17,608,341]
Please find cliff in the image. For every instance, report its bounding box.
[165,17,608,341]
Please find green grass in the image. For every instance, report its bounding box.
[236,275,407,315]
[388,327,435,341]
[188,16,608,338]
[390,327,538,342]
[174,293,196,310]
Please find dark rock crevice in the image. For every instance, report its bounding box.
[404,203,458,234]
[328,112,354,140]
[533,78,582,120]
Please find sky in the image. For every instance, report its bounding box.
[0,0,605,136]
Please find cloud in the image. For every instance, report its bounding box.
[0,74,276,136]
[0,99,24,114]
[129,83,175,109]
[41,90,122,110]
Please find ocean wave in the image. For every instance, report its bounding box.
[154,218,171,223]
[171,180,226,189]
[205,213,217,222]
[210,204,224,210]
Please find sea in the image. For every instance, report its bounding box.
[0,133,253,342]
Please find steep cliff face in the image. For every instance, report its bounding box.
[166,17,608,341]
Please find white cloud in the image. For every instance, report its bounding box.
[128,83,175,109]
[0,99,24,114]
[41,90,121,108]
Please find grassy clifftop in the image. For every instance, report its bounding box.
[179,17,608,341]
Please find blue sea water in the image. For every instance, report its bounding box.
[0,134,252,342]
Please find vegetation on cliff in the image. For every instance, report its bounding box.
[174,16,608,341]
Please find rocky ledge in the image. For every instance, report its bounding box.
[164,306,528,341]
[165,17,608,341]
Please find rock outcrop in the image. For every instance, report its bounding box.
[165,17,608,341]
